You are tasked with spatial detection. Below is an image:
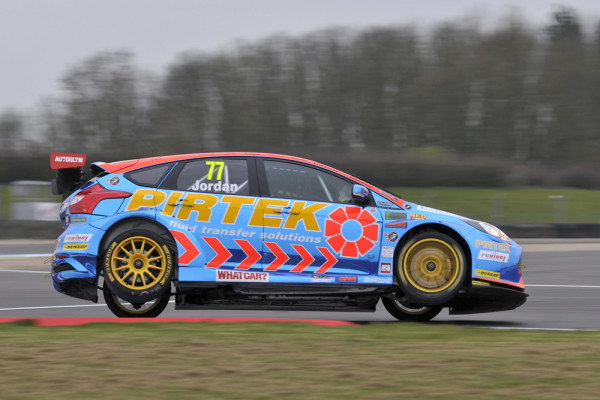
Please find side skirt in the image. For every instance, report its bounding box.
[174,283,386,312]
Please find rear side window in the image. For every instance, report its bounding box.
[264,160,352,203]
[175,159,249,195]
[125,163,173,187]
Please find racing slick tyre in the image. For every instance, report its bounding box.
[102,225,175,304]
[103,280,171,318]
[381,294,443,322]
[396,231,466,306]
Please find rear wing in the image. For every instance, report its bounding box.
[50,152,86,200]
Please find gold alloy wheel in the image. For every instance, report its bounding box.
[402,238,461,294]
[110,236,168,291]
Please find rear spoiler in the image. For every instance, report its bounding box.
[50,152,87,200]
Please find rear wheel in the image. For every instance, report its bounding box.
[103,281,170,318]
[382,294,442,322]
[396,231,466,306]
[102,226,174,304]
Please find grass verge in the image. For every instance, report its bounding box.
[1,321,599,399]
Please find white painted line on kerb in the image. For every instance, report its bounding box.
[485,327,598,332]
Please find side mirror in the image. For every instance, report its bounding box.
[352,184,370,205]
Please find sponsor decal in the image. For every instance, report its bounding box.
[311,275,334,283]
[385,221,407,229]
[126,190,328,233]
[404,204,412,210]
[385,231,398,242]
[475,240,510,253]
[216,270,269,282]
[381,246,394,258]
[324,206,379,258]
[369,207,378,213]
[385,211,406,220]
[336,276,358,283]
[377,201,396,208]
[64,234,93,243]
[363,276,393,284]
[188,180,239,194]
[70,217,87,224]
[107,176,120,185]
[62,243,88,251]
[410,214,426,220]
[475,269,501,279]
[477,250,509,263]
[380,262,392,274]
[416,205,456,216]
[50,152,86,169]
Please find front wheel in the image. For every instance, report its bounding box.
[103,281,170,318]
[396,231,467,306]
[381,295,442,322]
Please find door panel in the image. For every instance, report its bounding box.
[258,159,383,283]
[154,158,264,283]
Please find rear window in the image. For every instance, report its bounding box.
[175,158,249,195]
[125,163,173,187]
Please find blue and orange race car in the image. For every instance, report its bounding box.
[49,152,527,319]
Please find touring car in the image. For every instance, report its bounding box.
[49,152,527,320]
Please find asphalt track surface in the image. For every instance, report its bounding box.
[1,239,599,330]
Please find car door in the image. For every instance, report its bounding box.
[257,158,383,284]
[155,157,264,283]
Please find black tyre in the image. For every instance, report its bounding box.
[396,231,466,306]
[381,295,442,322]
[102,225,175,304]
[103,281,170,318]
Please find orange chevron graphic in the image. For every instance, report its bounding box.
[290,244,315,273]
[264,242,289,271]
[314,247,337,274]
[234,239,262,270]
[204,237,232,268]
[170,230,200,265]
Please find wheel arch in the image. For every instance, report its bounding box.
[97,216,178,272]
[394,222,472,287]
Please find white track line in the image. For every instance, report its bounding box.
[0,304,106,311]
[0,254,52,259]
[527,284,600,288]
[0,269,48,274]
[2,269,600,288]
[0,300,176,312]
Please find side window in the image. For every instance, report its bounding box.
[125,163,173,187]
[264,160,352,203]
[176,159,249,195]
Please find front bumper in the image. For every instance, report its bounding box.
[447,282,528,315]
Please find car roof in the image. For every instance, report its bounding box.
[95,152,343,175]
[93,152,405,206]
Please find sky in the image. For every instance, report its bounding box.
[1,0,599,112]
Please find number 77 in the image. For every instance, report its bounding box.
[206,161,225,180]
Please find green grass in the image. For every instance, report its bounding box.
[390,187,600,224]
[1,321,600,399]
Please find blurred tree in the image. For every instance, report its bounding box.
[0,110,24,152]
[59,51,151,157]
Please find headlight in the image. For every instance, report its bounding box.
[462,219,510,243]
